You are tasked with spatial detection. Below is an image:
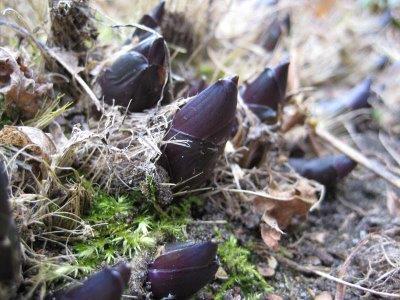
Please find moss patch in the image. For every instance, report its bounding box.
[216,235,272,299]
[73,182,202,272]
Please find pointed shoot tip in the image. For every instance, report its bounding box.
[226,75,239,86]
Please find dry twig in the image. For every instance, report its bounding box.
[316,125,400,189]
[275,254,400,299]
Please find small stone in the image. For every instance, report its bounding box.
[266,294,283,300]
[314,291,333,300]
[257,264,275,277]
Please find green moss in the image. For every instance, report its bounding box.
[73,182,202,273]
[216,235,272,299]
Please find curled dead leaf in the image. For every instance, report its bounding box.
[260,224,281,251]
[0,49,52,121]
[240,138,270,169]
[0,126,56,160]
[0,126,56,180]
[257,177,320,250]
[255,177,318,229]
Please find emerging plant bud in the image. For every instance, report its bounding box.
[0,161,21,295]
[99,36,169,112]
[161,76,238,189]
[289,154,357,186]
[283,13,291,35]
[148,241,219,299]
[52,263,131,300]
[132,1,165,40]
[132,36,167,66]
[316,78,373,116]
[241,61,289,123]
[260,18,282,51]
[341,78,373,110]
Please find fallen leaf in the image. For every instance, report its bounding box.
[256,176,319,250]
[0,49,52,120]
[0,126,56,180]
[0,126,56,160]
[255,177,318,229]
[261,224,281,251]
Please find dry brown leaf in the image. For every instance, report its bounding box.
[260,223,281,251]
[256,177,319,250]
[255,178,318,229]
[386,186,400,217]
[0,49,52,120]
[0,126,56,181]
[0,126,56,160]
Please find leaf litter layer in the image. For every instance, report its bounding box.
[0,0,400,299]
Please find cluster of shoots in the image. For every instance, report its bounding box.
[96,0,361,192]
[288,78,375,184]
[241,61,289,124]
[1,0,372,298]
[99,1,169,112]
[98,36,169,112]
[50,241,218,299]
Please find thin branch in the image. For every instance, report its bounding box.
[315,125,400,189]
[275,254,400,299]
[46,48,103,112]
[188,220,228,225]
[335,239,370,300]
